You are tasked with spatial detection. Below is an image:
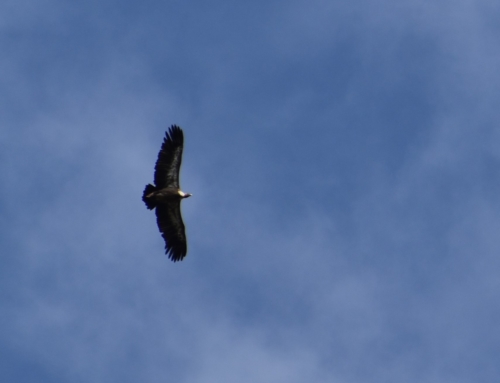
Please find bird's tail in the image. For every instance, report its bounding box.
[142,184,157,210]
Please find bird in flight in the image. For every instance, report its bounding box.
[142,125,191,261]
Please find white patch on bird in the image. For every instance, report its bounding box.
[178,190,186,197]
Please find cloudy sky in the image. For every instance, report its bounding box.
[1,0,500,382]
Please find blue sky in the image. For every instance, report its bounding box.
[1,0,499,382]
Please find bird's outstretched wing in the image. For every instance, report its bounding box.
[154,125,184,188]
[155,201,187,262]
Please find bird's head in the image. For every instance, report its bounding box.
[178,190,192,198]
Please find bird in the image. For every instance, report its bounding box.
[142,125,192,261]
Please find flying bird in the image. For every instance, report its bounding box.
[142,125,192,261]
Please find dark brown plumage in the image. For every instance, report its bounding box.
[142,125,191,261]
